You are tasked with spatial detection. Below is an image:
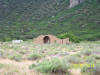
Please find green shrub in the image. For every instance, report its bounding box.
[28,53,42,60]
[29,58,70,74]
[81,64,94,75]
[81,62,100,75]
[80,50,92,56]
[0,64,5,69]
[81,64,89,73]
[86,35,97,41]
[71,54,81,57]
[2,37,12,42]
[85,54,100,63]
[86,55,96,63]
[67,55,82,64]
[57,32,80,43]
[94,55,100,60]
[29,64,36,69]
[8,54,22,62]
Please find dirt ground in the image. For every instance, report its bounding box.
[0,58,81,75]
[0,58,43,75]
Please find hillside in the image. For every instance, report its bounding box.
[0,0,100,41]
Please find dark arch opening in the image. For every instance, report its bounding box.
[43,36,50,44]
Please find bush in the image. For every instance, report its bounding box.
[1,37,12,42]
[28,53,42,60]
[86,55,96,63]
[57,32,80,43]
[94,62,100,75]
[0,64,5,69]
[29,58,70,74]
[94,55,100,60]
[67,55,82,64]
[81,62,100,75]
[81,64,94,75]
[80,50,92,56]
[8,54,22,62]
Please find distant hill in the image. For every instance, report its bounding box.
[0,0,100,41]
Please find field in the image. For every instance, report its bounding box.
[0,41,100,75]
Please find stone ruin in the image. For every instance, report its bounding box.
[33,34,70,44]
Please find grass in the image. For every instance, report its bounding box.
[0,63,20,74]
[0,62,39,75]
[80,49,92,56]
[0,64,5,69]
[67,55,82,64]
[81,64,94,75]
[28,53,42,60]
[29,58,70,74]
[8,54,22,62]
[81,61,100,75]
[0,41,100,60]
[0,41,100,75]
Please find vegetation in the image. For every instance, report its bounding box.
[29,58,70,74]
[0,0,100,74]
[67,55,82,64]
[80,49,92,56]
[8,54,22,62]
[0,64,5,69]
[0,41,100,61]
[57,32,80,43]
[81,64,94,75]
[0,0,100,41]
[0,41,100,75]
[81,61,100,75]
[28,53,42,60]
[85,55,96,63]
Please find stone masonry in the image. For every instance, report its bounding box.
[33,34,70,44]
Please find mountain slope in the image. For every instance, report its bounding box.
[0,0,100,41]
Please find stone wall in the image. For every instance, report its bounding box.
[33,35,70,44]
[33,35,44,44]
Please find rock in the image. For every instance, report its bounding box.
[69,0,85,8]
[12,40,23,44]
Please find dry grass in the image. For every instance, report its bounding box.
[0,41,100,75]
[0,58,43,75]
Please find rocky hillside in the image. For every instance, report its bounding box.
[0,0,100,41]
[69,0,85,8]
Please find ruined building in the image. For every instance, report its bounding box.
[33,35,70,44]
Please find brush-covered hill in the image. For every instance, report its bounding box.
[0,0,100,41]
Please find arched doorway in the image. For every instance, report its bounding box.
[43,36,50,44]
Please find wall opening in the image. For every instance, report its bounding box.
[43,36,50,44]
